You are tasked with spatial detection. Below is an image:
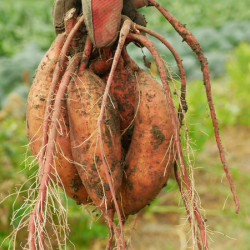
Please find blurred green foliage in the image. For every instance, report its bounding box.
[0,115,28,171]
[0,114,31,248]
[186,43,250,150]
[225,43,250,125]
[0,0,250,248]
[130,21,250,79]
[0,44,43,108]
[143,0,250,29]
[0,0,55,56]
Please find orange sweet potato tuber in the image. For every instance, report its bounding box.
[67,69,123,211]
[119,69,175,218]
[100,56,137,153]
[26,34,90,205]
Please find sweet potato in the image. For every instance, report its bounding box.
[109,57,137,133]
[89,48,113,76]
[26,34,90,205]
[99,56,137,154]
[119,69,175,217]
[67,70,122,211]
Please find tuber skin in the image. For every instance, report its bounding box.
[67,70,123,211]
[89,48,113,76]
[119,69,175,218]
[100,56,137,154]
[26,34,90,205]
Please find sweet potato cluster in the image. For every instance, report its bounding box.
[27,27,175,241]
[23,1,239,249]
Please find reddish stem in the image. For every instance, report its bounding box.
[39,15,85,169]
[97,18,132,250]
[106,225,114,250]
[65,8,77,36]
[104,209,115,250]
[28,38,92,249]
[28,54,81,250]
[127,33,208,249]
[134,23,187,123]
[122,48,140,72]
[174,163,202,250]
[132,0,149,9]
[148,0,239,214]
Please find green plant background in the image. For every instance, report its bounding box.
[0,0,250,249]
